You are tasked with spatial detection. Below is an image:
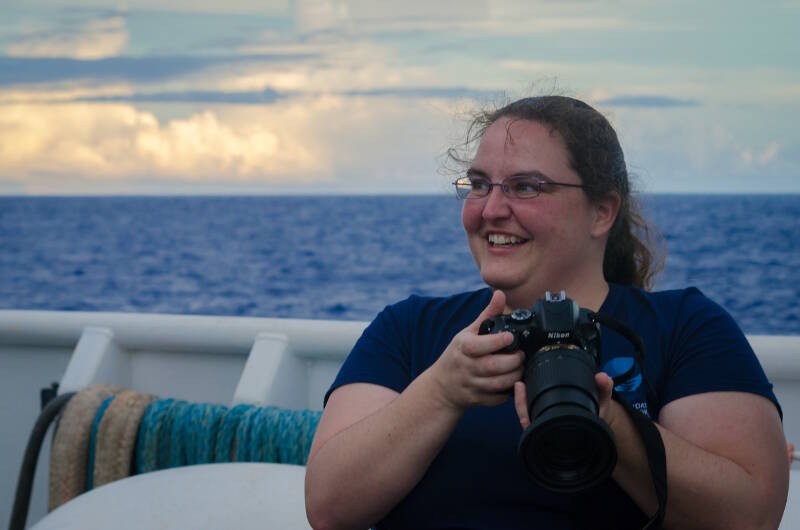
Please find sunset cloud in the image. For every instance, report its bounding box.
[0,103,325,183]
[0,95,454,193]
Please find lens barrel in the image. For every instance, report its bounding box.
[518,346,617,493]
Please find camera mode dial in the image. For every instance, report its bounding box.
[510,308,532,322]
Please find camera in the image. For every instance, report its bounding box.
[479,291,617,493]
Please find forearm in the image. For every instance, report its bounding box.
[610,401,788,530]
[305,372,463,530]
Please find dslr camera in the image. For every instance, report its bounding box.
[479,291,616,493]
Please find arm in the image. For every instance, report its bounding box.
[515,377,790,530]
[305,290,524,530]
[610,384,789,530]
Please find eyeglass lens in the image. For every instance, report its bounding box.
[454,176,542,199]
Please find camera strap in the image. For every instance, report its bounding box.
[593,312,667,528]
[612,391,668,529]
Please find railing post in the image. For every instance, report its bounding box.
[233,332,308,409]
[58,327,130,394]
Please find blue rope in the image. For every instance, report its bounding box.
[132,399,321,475]
[215,403,250,463]
[86,394,115,491]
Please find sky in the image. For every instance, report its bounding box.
[0,0,798,195]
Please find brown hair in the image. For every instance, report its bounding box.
[446,95,663,289]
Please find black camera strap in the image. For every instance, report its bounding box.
[591,311,667,528]
[591,312,658,405]
[612,391,668,529]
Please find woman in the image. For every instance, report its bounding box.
[304,96,789,529]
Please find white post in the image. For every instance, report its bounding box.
[58,327,130,393]
[233,332,309,409]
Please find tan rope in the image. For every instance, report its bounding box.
[92,389,156,489]
[48,384,122,511]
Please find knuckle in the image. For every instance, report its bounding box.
[483,356,498,374]
[490,379,507,393]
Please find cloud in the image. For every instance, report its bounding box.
[8,15,128,60]
[65,86,496,104]
[344,87,500,100]
[0,95,455,193]
[290,0,634,35]
[595,95,700,108]
[0,53,316,86]
[6,1,291,15]
[740,143,780,166]
[0,103,327,183]
[75,88,286,104]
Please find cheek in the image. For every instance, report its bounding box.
[461,202,482,233]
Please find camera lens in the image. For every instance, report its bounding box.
[518,346,617,492]
[519,404,616,492]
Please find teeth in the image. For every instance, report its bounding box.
[488,234,526,245]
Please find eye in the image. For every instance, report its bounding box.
[509,178,541,197]
[468,177,491,191]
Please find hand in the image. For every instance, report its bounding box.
[514,371,619,431]
[428,290,525,412]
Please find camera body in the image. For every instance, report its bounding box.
[478,290,601,359]
[479,291,616,493]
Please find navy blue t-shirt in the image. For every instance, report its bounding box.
[326,284,779,530]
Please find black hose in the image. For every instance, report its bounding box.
[8,392,75,530]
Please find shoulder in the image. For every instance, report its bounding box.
[607,284,732,332]
[610,283,714,310]
[376,288,493,331]
[604,284,778,414]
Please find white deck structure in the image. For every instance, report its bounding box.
[1,310,798,528]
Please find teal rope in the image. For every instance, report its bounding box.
[215,403,250,462]
[135,398,163,473]
[86,394,116,490]
[133,399,321,475]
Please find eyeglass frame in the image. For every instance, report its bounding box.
[452,172,588,200]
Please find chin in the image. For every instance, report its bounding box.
[479,271,528,293]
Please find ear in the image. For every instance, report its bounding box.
[591,192,621,238]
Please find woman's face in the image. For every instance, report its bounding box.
[462,117,607,305]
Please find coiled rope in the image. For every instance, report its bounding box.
[44,385,322,515]
[135,399,321,471]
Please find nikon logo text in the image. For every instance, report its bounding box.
[547,332,571,339]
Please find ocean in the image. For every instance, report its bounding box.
[0,195,798,335]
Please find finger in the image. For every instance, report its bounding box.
[514,381,531,430]
[478,391,515,407]
[470,364,524,393]
[461,329,514,358]
[472,350,525,376]
[468,289,506,332]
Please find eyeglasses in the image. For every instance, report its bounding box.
[453,175,587,200]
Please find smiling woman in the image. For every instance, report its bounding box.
[303,95,789,530]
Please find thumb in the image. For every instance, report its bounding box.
[469,290,507,332]
[595,372,614,403]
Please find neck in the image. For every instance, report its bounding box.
[501,275,610,313]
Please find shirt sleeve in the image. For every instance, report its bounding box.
[662,288,781,416]
[324,299,414,406]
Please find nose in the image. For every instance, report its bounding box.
[481,185,512,220]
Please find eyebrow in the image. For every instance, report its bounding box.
[465,168,554,182]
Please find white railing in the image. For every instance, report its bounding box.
[1,310,798,528]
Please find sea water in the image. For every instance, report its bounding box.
[0,195,797,334]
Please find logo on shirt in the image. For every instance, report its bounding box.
[602,356,651,417]
[602,356,642,393]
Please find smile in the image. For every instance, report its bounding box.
[487,233,529,247]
